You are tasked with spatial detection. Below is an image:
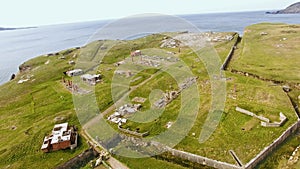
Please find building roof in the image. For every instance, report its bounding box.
[50,123,71,144]
[81,74,101,80]
[41,122,78,151]
[67,69,83,73]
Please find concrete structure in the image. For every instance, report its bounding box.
[235,107,270,123]
[115,70,133,77]
[81,74,101,85]
[66,69,83,77]
[41,123,78,152]
[261,112,287,127]
[107,104,142,126]
[154,91,179,108]
[245,120,300,169]
[236,107,288,127]
[131,50,142,57]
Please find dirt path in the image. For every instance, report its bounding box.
[82,70,161,169]
[107,158,130,169]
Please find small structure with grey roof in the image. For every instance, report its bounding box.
[81,74,101,85]
[66,69,83,77]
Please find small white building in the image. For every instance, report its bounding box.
[66,69,83,77]
[81,74,101,85]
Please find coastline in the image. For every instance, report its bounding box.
[1,11,300,86]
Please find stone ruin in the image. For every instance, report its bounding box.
[160,38,180,48]
[137,59,160,67]
[132,97,147,103]
[261,112,287,127]
[235,107,287,128]
[288,144,300,165]
[114,70,134,78]
[142,55,179,63]
[61,77,90,94]
[260,32,268,36]
[154,77,198,108]
[179,77,198,91]
[18,74,34,84]
[160,33,234,49]
[154,90,179,108]
[107,104,142,126]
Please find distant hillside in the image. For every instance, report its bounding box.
[0,27,16,31]
[267,2,300,14]
[0,27,36,31]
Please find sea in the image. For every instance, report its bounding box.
[0,11,299,85]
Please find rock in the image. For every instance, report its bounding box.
[283,85,291,93]
[10,74,15,80]
[19,64,31,72]
[260,32,268,36]
[54,116,65,122]
[11,126,17,130]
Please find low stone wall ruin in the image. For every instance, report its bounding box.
[236,107,288,128]
[235,107,270,123]
[221,34,241,70]
[245,120,300,169]
[56,148,99,169]
[165,147,241,169]
[118,126,149,137]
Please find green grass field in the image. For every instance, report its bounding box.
[230,23,300,83]
[1,24,299,169]
[0,49,89,169]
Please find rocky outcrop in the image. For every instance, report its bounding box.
[10,74,15,80]
[19,64,31,72]
[267,2,300,14]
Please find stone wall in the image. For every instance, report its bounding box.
[56,148,99,169]
[160,107,298,169]
[245,120,300,169]
[235,107,270,122]
[165,147,241,169]
[221,34,241,70]
[118,126,149,137]
[261,112,287,127]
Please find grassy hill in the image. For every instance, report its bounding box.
[230,23,300,83]
[0,23,299,169]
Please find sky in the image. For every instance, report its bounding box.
[0,0,298,27]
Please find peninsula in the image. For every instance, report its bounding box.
[267,2,300,14]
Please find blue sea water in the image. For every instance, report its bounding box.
[0,11,299,85]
